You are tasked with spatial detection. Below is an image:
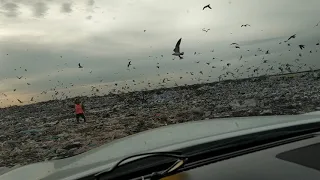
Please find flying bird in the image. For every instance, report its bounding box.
[17,99,23,103]
[285,34,296,42]
[127,61,132,68]
[16,76,23,79]
[202,28,210,32]
[203,4,212,10]
[230,43,239,46]
[172,38,184,59]
[78,63,83,68]
[241,24,250,27]
[298,44,305,50]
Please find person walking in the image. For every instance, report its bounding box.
[75,99,86,123]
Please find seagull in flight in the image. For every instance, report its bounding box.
[78,63,83,68]
[241,24,250,27]
[299,44,305,50]
[203,4,212,10]
[285,34,296,42]
[172,38,184,59]
[230,43,239,46]
[202,28,210,32]
[16,76,23,79]
[127,61,132,68]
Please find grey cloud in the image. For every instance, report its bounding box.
[60,3,72,13]
[0,2,19,17]
[33,2,48,17]
[87,0,94,6]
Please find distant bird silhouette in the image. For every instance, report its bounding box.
[127,61,132,68]
[316,43,319,45]
[30,97,34,101]
[78,63,83,68]
[298,44,305,50]
[265,50,270,54]
[202,28,210,32]
[285,34,296,42]
[17,99,23,103]
[314,21,320,27]
[239,55,243,60]
[16,76,23,79]
[230,43,239,46]
[241,24,250,27]
[13,89,16,91]
[144,30,146,32]
[27,83,31,85]
[235,46,240,49]
[203,4,212,10]
[172,38,184,59]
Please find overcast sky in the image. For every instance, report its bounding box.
[0,0,320,107]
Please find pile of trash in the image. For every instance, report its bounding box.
[1,71,320,167]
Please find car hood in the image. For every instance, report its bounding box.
[2,112,320,180]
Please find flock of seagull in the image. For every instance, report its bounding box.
[1,3,320,106]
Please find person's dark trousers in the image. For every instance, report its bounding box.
[76,113,86,122]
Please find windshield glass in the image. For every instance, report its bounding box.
[1,0,320,170]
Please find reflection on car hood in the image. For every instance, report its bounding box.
[2,112,320,180]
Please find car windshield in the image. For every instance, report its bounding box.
[0,0,320,171]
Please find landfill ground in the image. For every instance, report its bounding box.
[1,71,320,167]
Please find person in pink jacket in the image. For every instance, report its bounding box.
[75,99,86,123]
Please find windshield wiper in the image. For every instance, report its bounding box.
[95,152,189,180]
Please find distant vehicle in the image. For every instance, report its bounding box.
[2,112,320,180]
